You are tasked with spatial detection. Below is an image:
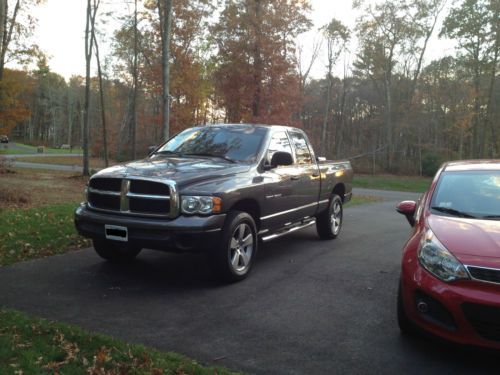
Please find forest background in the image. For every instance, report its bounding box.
[0,0,498,176]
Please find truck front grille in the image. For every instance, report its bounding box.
[87,177,178,218]
[88,192,120,211]
[89,177,122,191]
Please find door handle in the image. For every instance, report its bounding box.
[290,176,300,181]
[312,173,320,178]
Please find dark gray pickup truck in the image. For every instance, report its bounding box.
[75,124,353,281]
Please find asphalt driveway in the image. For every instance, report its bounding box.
[0,189,498,374]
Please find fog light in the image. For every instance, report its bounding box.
[417,300,429,313]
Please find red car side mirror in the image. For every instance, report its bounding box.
[396,201,417,227]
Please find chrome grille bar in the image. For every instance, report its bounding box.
[88,187,121,196]
[126,192,170,200]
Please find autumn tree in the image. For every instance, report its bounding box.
[0,0,44,135]
[354,0,447,171]
[212,0,312,125]
[320,18,349,157]
[441,0,499,157]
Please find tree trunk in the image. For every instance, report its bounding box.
[0,0,5,79]
[83,0,98,176]
[131,0,138,159]
[0,0,20,105]
[321,71,333,157]
[485,10,499,156]
[158,0,172,141]
[251,0,262,120]
[93,31,109,167]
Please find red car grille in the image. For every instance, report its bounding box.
[467,266,500,284]
[462,303,500,342]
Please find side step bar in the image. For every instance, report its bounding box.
[261,219,316,242]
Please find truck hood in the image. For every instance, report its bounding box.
[428,215,500,263]
[92,155,251,187]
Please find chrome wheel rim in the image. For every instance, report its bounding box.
[229,223,254,275]
[330,200,342,235]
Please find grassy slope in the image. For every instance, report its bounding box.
[0,309,235,375]
[0,203,90,267]
[0,143,82,155]
[353,174,431,193]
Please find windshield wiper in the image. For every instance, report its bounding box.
[431,206,477,218]
[482,215,500,220]
[184,153,237,163]
[154,150,184,156]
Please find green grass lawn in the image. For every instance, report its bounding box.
[345,194,382,207]
[0,203,90,267]
[353,174,431,193]
[0,309,235,375]
[0,143,82,155]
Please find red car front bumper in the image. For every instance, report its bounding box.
[401,258,500,350]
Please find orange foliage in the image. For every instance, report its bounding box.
[213,0,311,125]
[0,69,34,135]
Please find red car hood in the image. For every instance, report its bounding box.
[428,215,500,267]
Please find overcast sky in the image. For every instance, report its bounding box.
[30,0,456,81]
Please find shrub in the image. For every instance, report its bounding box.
[421,152,443,177]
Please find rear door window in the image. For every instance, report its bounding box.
[288,131,312,164]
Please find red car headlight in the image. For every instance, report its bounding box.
[418,229,470,282]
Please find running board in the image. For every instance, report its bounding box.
[261,219,316,242]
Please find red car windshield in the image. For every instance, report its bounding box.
[431,170,500,220]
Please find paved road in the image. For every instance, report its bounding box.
[0,190,498,374]
[7,161,84,172]
[1,143,84,171]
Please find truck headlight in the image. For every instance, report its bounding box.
[83,185,89,203]
[418,229,469,282]
[181,196,222,215]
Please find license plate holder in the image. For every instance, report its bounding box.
[105,225,128,242]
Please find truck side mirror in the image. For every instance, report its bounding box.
[396,200,417,227]
[148,145,157,156]
[270,151,293,168]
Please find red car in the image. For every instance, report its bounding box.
[396,160,500,350]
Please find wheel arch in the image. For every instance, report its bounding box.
[229,199,261,230]
[332,183,346,201]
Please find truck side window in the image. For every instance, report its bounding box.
[267,131,293,164]
[289,131,312,164]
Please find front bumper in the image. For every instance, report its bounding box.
[401,259,500,350]
[74,204,225,252]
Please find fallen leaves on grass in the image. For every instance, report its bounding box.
[0,204,91,267]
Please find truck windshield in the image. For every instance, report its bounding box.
[155,126,267,162]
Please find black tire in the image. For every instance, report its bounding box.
[316,194,343,240]
[210,211,258,282]
[397,280,415,335]
[92,239,142,262]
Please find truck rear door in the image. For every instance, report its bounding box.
[287,130,321,220]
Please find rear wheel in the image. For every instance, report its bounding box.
[210,211,257,282]
[92,239,142,262]
[316,194,343,240]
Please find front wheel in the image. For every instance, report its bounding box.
[92,239,142,262]
[397,281,415,335]
[316,194,343,240]
[210,211,257,282]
